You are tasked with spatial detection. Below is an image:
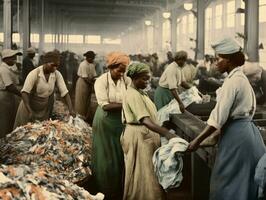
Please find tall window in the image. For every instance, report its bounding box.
[0,33,3,42]
[12,33,20,43]
[69,35,83,44]
[31,34,39,43]
[188,14,194,33]
[102,38,121,44]
[215,4,223,29]
[147,26,154,53]
[44,34,53,43]
[260,0,266,22]
[205,7,213,54]
[162,20,171,50]
[226,0,235,27]
[240,0,245,26]
[85,35,101,44]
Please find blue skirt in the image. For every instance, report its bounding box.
[210,118,266,200]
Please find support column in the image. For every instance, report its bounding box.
[246,0,259,62]
[196,0,205,60]
[171,10,177,52]
[39,0,45,54]
[22,0,30,55]
[3,0,12,49]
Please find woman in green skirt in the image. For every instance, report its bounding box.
[154,51,190,112]
[92,52,130,200]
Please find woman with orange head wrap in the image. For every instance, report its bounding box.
[92,52,130,200]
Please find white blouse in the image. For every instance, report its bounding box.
[0,62,19,90]
[94,71,131,107]
[22,65,68,98]
[159,61,185,89]
[207,67,256,129]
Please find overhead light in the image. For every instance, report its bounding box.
[162,12,171,19]
[145,20,152,26]
[184,3,193,11]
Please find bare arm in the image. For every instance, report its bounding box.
[141,117,176,140]
[102,103,122,111]
[63,93,76,117]
[170,88,185,113]
[181,81,191,89]
[21,92,33,114]
[6,84,21,97]
[187,125,217,152]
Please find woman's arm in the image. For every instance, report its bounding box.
[6,84,21,97]
[63,93,76,117]
[21,92,33,118]
[102,102,122,111]
[141,117,176,140]
[187,125,217,152]
[170,89,185,113]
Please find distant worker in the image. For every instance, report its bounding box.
[22,47,36,83]
[75,51,97,120]
[0,49,22,137]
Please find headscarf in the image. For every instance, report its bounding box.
[212,37,241,54]
[106,52,130,67]
[127,62,150,79]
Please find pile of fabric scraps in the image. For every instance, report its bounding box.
[52,100,69,121]
[0,164,104,200]
[153,137,189,190]
[157,86,202,125]
[0,119,92,183]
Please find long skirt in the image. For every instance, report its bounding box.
[121,124,166,200]
[210,118,266,200]
[154,86,174,110]
[14,94,53,129]
[0,91,19,138]
[92,106,124,200]
[75,77,93,118]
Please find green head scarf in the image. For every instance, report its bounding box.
[127,62,150,79]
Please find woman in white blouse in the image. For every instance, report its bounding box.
[14,51,75,128]
[92,52,130,200]
[188,38,265,200]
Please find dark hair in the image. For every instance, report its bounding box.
[108,63,120,69]
[219,51,245,66]
[44,51,60,64]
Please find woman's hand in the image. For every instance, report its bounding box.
[179,103,185,113]
[187,139,201,152]
[165,132,177,140]
[69,109,76,118]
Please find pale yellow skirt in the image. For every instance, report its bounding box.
[121,124,166,200]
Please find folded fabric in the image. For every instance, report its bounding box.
[0,164,104,200]
[157,86,202,125]
[152,137,189,190]
[255,153,266,199]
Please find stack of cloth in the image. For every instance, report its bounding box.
[0,164,104,200]
[0,117,92,184]
[157,86,202,125]
[153,137,189,190]
[52,100,69,121]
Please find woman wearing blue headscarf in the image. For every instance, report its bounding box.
[188,38,266,200]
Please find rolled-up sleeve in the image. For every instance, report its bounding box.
[94,76,109,107]
[55,71,68,97]
[125,91,151,122]
[21,70,37,93]
[207,81,236,129]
